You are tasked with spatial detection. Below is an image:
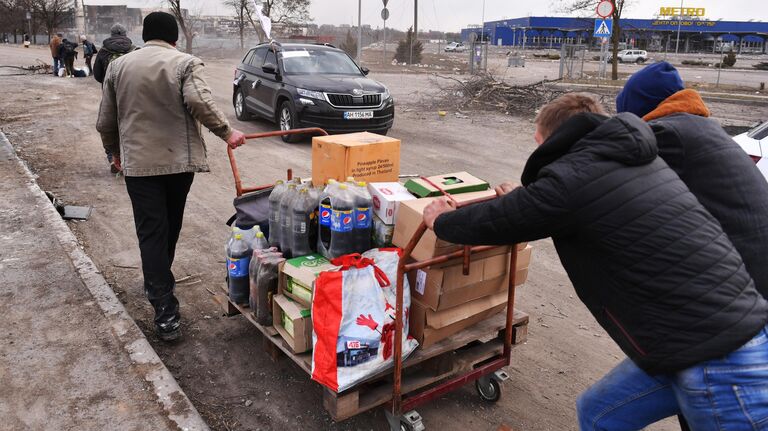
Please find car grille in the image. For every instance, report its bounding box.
[326,93,382,108]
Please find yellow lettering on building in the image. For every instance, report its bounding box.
[659,6,705,17]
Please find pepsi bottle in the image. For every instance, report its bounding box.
[329,183,356,258]
[227,233,252,304]
[353,181,373,252]
[268,180,287,247]
[318,179,337,256]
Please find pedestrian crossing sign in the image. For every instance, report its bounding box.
[594,19,613,37]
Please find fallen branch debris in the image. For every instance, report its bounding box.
[431,73,566,116]
[0,60,52,76]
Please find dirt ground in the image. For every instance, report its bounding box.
[1,44,767,431]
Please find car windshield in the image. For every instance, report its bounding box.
[281,48,362,75]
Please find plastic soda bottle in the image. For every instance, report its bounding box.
[268,180,286,247]
[354,181,373,252]
[279,183,298,257]
[291,188,317,257]
[252,231,269,251]
[318,179,337,256]
[329,183,356,258]
[226,233,252,304]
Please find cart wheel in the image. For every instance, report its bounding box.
[476,377,501,403]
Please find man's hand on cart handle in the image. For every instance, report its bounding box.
[495,181,521,196]
[227,129,246,149]
[423,197,456,230]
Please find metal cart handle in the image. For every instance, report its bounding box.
[227,128,329,196]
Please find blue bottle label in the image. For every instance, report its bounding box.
[354,207,372,229]
[319,203,332,227]
[331,209,354,233]
[227,256,250,278]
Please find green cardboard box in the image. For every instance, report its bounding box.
[278,254,337,307]
[404,172,490,198]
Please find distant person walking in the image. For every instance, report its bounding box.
[80,35,97,73]
[58,38,78,78]
[93,23,136,173]
[49,33,62,76]
[93,24,135,84]
[96,12,246,341]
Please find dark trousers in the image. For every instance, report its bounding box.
[85,55,93,73]
[125,173,194,326]
[64,56,75,76]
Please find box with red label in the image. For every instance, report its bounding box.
[367,182,417,225]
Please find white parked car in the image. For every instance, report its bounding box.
[609,49,648,63]
[444,42,466,53]
[733,120,768,181]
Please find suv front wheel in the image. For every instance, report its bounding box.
[278,100,300,143]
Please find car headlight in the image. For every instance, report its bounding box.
[297,88,324,100]
[382,87,391,100]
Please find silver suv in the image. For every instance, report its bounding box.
[613,49,648,64]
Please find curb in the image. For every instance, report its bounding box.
[0,132,210,431]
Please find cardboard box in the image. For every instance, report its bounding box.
[409,291,508,347]
[278,254,337,307]
[409,245,532,311]
[404,172,490,198]
[312,132,400,186]
[273,294,313,353]
[392,190,498,261]
[368,182,416,224]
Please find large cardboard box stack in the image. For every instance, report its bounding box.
[392,189,534,347]
[312,132,400,186]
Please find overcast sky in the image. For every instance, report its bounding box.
[90,0,768,32]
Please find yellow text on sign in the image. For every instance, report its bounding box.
[659,7,706,17]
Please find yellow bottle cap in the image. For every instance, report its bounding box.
[234,234,242,240]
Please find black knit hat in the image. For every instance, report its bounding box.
[142,11,178,44]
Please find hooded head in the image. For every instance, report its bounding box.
[110,23,127,36]
[616,61,684,118]
[142,11,178,45]
[80,35,87,41]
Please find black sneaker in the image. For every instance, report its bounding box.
[110,163,119,174]
[156,319,181,342]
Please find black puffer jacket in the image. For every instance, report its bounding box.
[93,35,135,84]
[434,112,768,375]
[651,113,768,300]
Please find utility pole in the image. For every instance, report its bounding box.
[409,0,418,64]
[675,0,683,54]
[357,0,362,61]
[480,0,486,42]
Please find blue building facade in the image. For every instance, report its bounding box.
[461,17,768,53]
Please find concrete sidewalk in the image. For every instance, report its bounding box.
[0,133,208,430]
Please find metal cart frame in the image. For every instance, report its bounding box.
[222,129,522,430]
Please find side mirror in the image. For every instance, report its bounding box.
[360,66,370,76]
[262,63,277,74]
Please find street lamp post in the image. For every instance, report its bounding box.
[357,0,362,61]
[675,0,683,54]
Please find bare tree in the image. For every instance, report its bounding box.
[555,0,631,80]
[224,0,250,49]
[166,0,198,53]
[246,0,310,42]
[30,0,70,42]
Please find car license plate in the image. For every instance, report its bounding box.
[344,111,374,120]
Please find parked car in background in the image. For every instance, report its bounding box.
[233,42,394,142]
[608,49,648,63]
[444,42,466,53]
[733,120,768,181]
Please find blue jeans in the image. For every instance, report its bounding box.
[578,324,768,430]
[52,57,60,75]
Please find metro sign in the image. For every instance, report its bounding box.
[659,7,706,17]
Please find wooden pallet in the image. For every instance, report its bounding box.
[213,284,528,421]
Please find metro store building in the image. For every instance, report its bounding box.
[461,11,768,54]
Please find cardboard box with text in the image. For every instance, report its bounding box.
[312,132,400,186]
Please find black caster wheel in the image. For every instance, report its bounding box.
[476,377,501,402]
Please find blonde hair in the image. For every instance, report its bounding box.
[535,93,606,140]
